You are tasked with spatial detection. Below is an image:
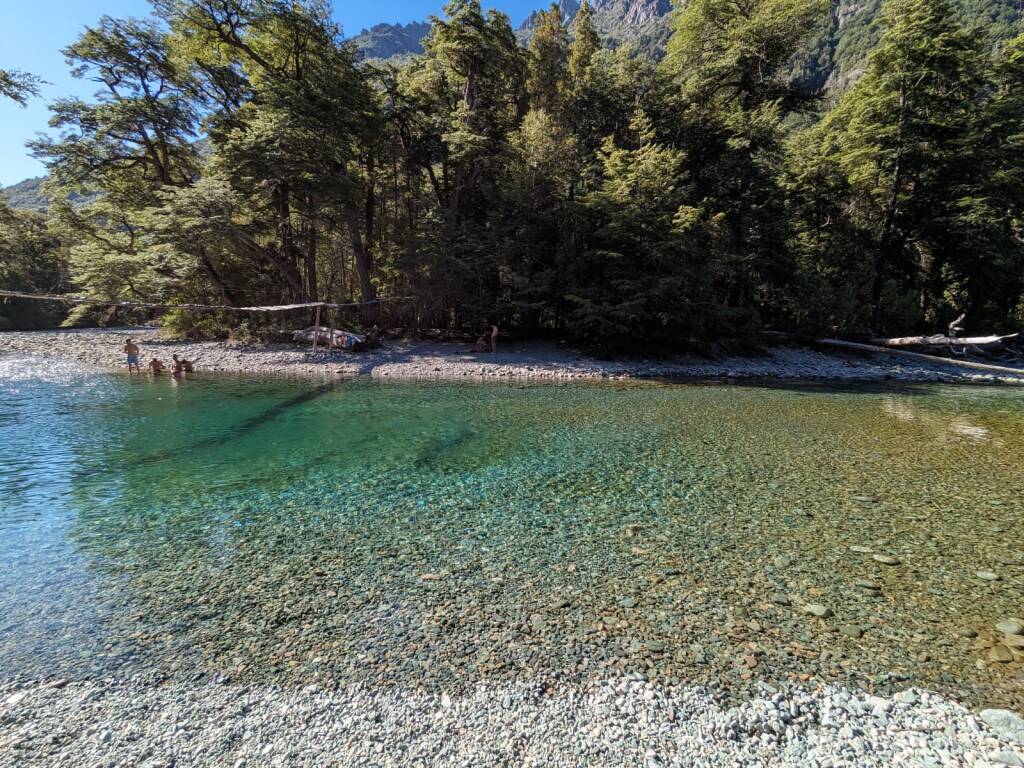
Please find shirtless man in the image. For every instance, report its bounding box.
[148,357,166,375]
[171,354,194,376]
[124,338,141,374]
[490,324,499,353]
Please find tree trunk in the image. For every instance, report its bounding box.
[874,79,909,321]
[272,181,304,301]
[305,224,319,303]
[345,203,376,310]
[365,156,376,252]
[197,247,245,306]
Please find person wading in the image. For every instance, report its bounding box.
[171,354,194,376]
[123,338,141,374]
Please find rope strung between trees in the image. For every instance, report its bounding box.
[0,290,412,313]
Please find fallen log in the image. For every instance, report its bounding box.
[872,333,1019,348]
[819,338,1024,378]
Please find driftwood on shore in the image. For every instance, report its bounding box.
[820,338,1024,377]
[872,333,1019,349]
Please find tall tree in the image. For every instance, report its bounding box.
[955,34,1024,328]
[420,0,525,227]
[800,0,990,329]
[527,3,569,114]
[385,0,525,323]
[567,0,600,88]
[663,0,827,322]
[565,112,729,350]
[495,108,581,330]
[159,0,378,305]
[30,16,200,320]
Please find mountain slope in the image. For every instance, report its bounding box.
[1,177,49,213]
[351,0,1023,87]
[791,0,1024,92]
[350,21,431,60]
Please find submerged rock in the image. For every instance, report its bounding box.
[996,620,1024,636]
[803,604,832,619]
[989,646,1014,663]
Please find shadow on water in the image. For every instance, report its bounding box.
[413,427,475,470]
[109,378,348,473]
[645,376,975,397]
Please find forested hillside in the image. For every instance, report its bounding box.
[0,177,48,212]
[791,0,1024,91]
[0,176,99,213]
[1,0,1022,344]
[356,0,1024,86]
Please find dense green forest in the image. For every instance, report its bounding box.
[359,0,1024,92]
[1,0,1022,346]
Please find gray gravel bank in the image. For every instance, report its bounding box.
[3,677,1023,768]
[1,327,1023,382]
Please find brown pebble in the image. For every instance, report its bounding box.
[988,645,1014,663]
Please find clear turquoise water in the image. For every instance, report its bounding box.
[1,357,1022,706]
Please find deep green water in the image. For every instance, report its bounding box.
[1,357,1022,707]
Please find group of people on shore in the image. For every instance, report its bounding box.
[471,325,500,353]
[123,339,193,376]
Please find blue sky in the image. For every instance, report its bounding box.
[0,0,539,187]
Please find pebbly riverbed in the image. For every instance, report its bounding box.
[2,348,1024,767]
[1,326,1023,382]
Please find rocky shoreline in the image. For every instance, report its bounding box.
[1,326,1023,383]
[3,676,1023,768]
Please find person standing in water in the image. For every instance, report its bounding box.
[490,324,499,353]
[123,338,141,374]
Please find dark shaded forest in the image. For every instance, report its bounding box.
[1,0,1022,348]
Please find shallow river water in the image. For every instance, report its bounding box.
[1,357,1022,708]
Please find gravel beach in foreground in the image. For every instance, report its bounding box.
[3,676,1024,768]
[1,326,1023,383]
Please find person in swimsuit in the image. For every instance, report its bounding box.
[490,325,499,353]
[171,354,194,375]
[148,358,166,375]
[124,339,141,374]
